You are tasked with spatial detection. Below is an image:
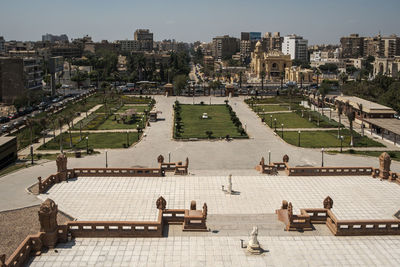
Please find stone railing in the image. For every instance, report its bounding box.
[277,197,400,236]
[72,167,163,177]
[3,233,43,267]
[162,209,185,224]
[65,209,163,238]
[38,174,58,194]
[286,166,374,176]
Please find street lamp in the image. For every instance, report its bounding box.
[274,118,277,131]
[105,150,108,168]
[268,150,271,165]
[281,123,284,138]
[86,136,89,154]
[168,151,171,163]
[321,148,324,167]
[137,124,140,140]
[244,123,247,132]
[340,136,343,153]
[270,115,273,128]
[30,145,34,165]
[298,130,301,147]
[126,131,129,147]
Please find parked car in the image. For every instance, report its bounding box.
[0,116,10,123]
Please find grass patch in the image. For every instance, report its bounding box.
[38,132,141,150]
[116,105,149,113]
[281,129,385,148]
[97,115,143,130]
[328,150,400,161]
[262,112,317,128]
[24,151,101,161]
[175,104,247,139]
[252,104,290,112]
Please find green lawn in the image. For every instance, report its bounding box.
[262,112,317,128]
[116,105,149,113]
[246,96,305,105]
[94,103,121,114]
[176,104,247,139]
[252,104,289,112]
[281,129,385,148]
[38,132,140,150]
[97,115,144,130]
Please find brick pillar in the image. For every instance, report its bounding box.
[38,199,59,248]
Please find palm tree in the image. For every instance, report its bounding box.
[299,72,304,89]
[239,71,243,89]
[260,70,266,93]
[38,118,48,145]
[336,102,343,138]
[63,113,74,149]
[358,103,364,136]
[345,101,355,146]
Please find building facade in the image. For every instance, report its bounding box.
[134,29,154,52]
[212,35,239,61]
[251,41,292,80]
[0,57,43,104]
[0,37,5,54]
[42,34,69,43]
[282,35,308,62]
[340,34,364,58]
[373,57,400,78]
[285,66,313,84]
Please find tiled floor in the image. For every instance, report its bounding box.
[38,175,400,221]
[28,236,400,266]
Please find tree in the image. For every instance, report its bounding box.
[319,82,331,117]
[345,101,355,146]
[71,69,88,89]
[173,74,188,96]
[358,103,364,136]
[57,117,64,152]
[314,69,321,88]
[239,71,243,89]
[25,118,36,146]
[338,72,348,87]
[260,70,266,92]
[63,113,74,148]
[299,72,304,89]
[38,118,48,145]
[336,102,343,138]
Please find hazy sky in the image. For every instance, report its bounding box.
[1,0,399,44]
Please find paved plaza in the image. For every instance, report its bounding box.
[38,175,400,221]
[28,236,400,266]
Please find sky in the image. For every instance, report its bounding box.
[1,0,399,45]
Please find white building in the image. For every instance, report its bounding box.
[282,35,308,62]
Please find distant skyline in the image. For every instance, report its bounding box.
[1,0,400,45]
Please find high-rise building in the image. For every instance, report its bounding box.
[42,33,69,43]
[264,32,283,51]
[381,35,400,58]
[282,34,308,62]
[118,40,140,52]
[0,57,43,104]
[363,36,382,58]
[134,29,154,51]
[0,37,5,54]
[212,35,239,61]
[340,34,364,58]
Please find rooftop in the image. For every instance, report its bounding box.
[336,96,396,114]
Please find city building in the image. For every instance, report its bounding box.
[373,57,400,78]
[42,33,69,43]
[363,36,382,58]
[381,35,400,58]
[285,66,313,84]
[264,32,284,52]
[0,36,5,54]
[212,35,239,61]
[0,57,42,104]
[134,29,154,52]
[282,34,308,62]
[251,41,292,80]
[118,40,140,52]
[340,34,364,58]
[50,44,83,58]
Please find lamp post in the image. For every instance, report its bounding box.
[321,148,324,167]
[105,150,108,168]
[126,131,129,147]
[137,124,139,140]
[270,115,273,128]
[340,136,343,153]
[244,123,247,132]
[281,123,284,138]
[30,145,34,165]
[268,150,271,165]
[168,151,171,163]
[274,118,277,131]
[298,130,301,147]
[86,136,89,154]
